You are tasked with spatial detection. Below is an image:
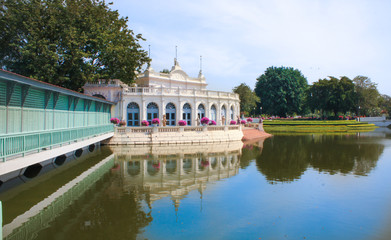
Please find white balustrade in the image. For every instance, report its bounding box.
[122,87,238,100]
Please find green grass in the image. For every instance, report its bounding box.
[263,120,368,125]
[262,120,377,133]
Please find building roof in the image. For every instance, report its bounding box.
[0,69,114,104]
[136,59,207,88]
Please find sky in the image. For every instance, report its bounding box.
[110,0,391,95]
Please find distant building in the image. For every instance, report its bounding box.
[83,59,240,126]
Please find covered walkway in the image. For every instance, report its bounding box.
[0,69,114,164]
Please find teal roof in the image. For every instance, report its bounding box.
[0,69,114,105]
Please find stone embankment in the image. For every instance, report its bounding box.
[241,123,272,141]
[107,125,244,145]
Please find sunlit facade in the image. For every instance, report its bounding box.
[83,59,240,126]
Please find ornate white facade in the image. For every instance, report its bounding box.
[83,59,240,126]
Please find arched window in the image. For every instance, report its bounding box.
[127,102,140,126]
[198,104,205,119]
[147,102,159,125]
[230,106,234,120]
[183,103,191,126]
[221,105,227,124]
[127,161,140,176]
[166,103,176,126]
[210,105,217,121]
[147,160,160,176]
[166,159,177,174]
[183,158,192,174]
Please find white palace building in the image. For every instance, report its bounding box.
[83,59,240,127]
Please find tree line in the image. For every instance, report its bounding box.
[1,0,150,91]
[234,66,391,118]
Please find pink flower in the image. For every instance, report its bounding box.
[110,117,120,124]
[201,117,210,125]
[152,118,160,124]
[178,120,187,126]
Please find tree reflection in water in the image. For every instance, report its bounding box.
[252,134,384,183]
[256,136,309,183]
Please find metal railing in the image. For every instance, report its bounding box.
[0,124,114,161]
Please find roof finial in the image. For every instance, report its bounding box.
[198,55,204,79]
[174,46,179,66]
[200,55,202,73]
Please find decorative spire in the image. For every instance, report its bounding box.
[174,46,179,67]
[198,55,205,79]
[200,55,202,73]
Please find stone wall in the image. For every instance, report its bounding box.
[358,116,386,122]
[106,125,244,145]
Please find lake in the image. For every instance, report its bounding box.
[2,128,391,240]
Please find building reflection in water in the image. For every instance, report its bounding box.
[109,141,243,211]
[2,142,243,240]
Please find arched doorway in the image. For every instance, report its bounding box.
[183,103,191,126]
[210,105,217,122]
[230,106,234,120]
[147,102,159,125]
[127,161,140,176]
[166,103,176,126]
[127,102,140,126]
[221,105,227,125]
[198,104,205,119]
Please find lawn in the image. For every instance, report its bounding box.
[261,120,377,133]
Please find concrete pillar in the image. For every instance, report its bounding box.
[217,103,221,125]
[141,100,147,122]
[193,100,198,126]
[122,96,127,121]
[179,156,184,176]
[161,99,166,123]
[178,101,183,123]
[142,159,147,177]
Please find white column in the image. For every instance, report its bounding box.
[141,100,147,121]
[180,101,186,123]
[179,156,184,176]
[193,99,198,126]
[161,99,166,123]
[206,100,210,120]
[217,101,222,125]
[122,96,127,121]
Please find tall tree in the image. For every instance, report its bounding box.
[307,76,356,116]
[233,83,260,115]
[254,66,308,117]
[353,76,380,116]
[378,94,391,117]
[0,0,150,91]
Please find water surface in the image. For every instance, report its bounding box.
[2,129,391,239]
